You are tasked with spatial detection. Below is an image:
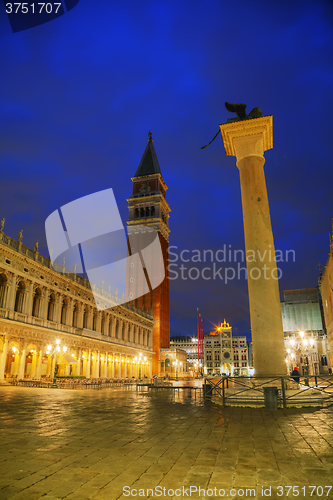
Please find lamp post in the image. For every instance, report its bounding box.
[46,339,67,389]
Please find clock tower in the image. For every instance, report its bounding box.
[127,132,171,375]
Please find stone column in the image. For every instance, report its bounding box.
[220,115,286,377]
[0,337,9,380]
[86,350,91,378]
[18,342,28,379]
[36,349,43,379]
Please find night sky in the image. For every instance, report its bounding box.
[1,0,333,339]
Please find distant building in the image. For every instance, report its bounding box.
[320,223,333,370]
[203,320,249,376]
[170,336,199,364]
[281,288,330,375]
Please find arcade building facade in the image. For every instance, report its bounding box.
[0,232,154,381]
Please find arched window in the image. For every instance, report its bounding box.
[165,358,170,368]
[147,333,150,347]
[108,316,112,336]
[140,207,144,217]
[134,208,139,218]
[32,287,42,318]
[143,331,146,346]
[61,298,69,325]
[115,321,119,338]
[83,308,88,328]
[151,206,155,216]
[133,327,136,343]
[47,293,56,321]
[93,312,97,331]
[0,274,8,309]
[145,207,150,217]
[14,282,26,313]
[73,303,79,327]
[101,314,105,334]
[128,326,131,342]
[122,324,125,340]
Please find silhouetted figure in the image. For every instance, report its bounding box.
[291,367,300,383]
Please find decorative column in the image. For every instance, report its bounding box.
[36,348,43,379]
[18,342,28,379]
[86,349,91,378]
[220,113,286,377]
[0,337,9,380]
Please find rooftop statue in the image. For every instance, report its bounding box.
[225,102,262,123]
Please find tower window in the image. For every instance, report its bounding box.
[145,207,150,217]
[140,208,144,217]
[134,208,139,218]
[151,206,155,216]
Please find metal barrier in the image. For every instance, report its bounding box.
[204,375,333,408]
[10,379,138,390]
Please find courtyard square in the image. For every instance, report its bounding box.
[0,387,332,500]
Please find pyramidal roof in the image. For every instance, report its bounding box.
[134,131,162,177]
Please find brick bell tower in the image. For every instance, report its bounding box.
[127,131,170,375]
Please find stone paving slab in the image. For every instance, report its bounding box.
[0,387,333,500]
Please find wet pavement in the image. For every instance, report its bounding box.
[0,386,333,500]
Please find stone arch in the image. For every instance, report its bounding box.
[72,302,79,327]
[61,297,70,325]
[47,292,56,321]
[83,307,88,329]
[14,281,26,313]
[92,310,98,331]
[32,287,43,318]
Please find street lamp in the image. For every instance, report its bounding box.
[46,339,67,389]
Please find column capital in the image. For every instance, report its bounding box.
[219,115,273,161]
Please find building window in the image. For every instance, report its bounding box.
[47,293,56,321]
[83,308,88,329]
[0,274,8,309]
[134,208,139,218]
[14,281,26,313]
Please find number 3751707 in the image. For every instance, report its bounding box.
[277,486,332,496]
[6,3,62,14]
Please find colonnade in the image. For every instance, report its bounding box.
[0,335,152,381]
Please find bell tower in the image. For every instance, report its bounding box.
[127,132,170,375]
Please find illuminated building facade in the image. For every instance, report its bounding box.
[0,230,153,382]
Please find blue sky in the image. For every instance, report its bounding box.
[1,0,333,338]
